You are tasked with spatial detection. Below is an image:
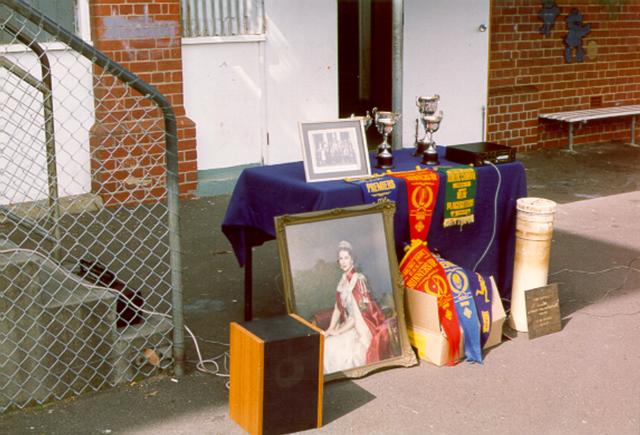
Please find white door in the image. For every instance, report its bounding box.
[263,0,339,164]
[403,0,490,147]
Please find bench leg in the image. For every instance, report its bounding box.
[568,123,574,152]
[631,116,638,147]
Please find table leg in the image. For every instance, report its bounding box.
[244,243,253,321]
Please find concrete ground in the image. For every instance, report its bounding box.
[1,141,639,434]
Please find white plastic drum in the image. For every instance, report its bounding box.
[509,197,557,332]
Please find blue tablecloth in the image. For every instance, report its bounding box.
[222,147,527,299]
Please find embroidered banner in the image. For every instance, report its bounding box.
[437,167,477,227]
[389,169,439,240]
[399,241,461,362]
[468,272,493,348]
[438,257,483,363]
[349,174,400,204]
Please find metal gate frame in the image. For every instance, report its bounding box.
[1,0,185,410]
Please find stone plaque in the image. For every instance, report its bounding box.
[525,283,561,339]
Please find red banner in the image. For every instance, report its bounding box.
[399,241,461,362]
[389,169,439,241]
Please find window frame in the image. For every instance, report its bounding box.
[180,0,265,41]
[0,0,92,53]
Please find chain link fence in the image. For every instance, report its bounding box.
[0,0,184,412]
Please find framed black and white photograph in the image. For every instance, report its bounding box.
[298,119,371,182]
[275,202,417,381]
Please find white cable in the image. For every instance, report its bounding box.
[184,324,230,381]
[549,264,640,277]
[550,256,640,305]
[0,247,230,383]
[196,336,232,347]
[473,160,502,271]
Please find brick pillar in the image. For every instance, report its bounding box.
[89,0,197,205]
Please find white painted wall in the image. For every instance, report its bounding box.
[183,0,338,169]
[0,49,94,205]
[182,39,265,170]
[403,0,490,147]
[184,0,486,170]
[263,0,338,164]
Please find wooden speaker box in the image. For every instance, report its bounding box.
[229,314,324,435]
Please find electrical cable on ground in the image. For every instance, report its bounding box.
[549,255,640,308]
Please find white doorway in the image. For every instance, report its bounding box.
[263,0,339,164]
[403,0,490,147]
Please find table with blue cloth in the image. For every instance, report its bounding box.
[222,147,527,320]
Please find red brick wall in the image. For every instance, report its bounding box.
[89,0,197,205]
[488,1,640,150]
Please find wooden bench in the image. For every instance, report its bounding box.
[539,105,640,151]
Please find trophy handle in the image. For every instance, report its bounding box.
[363,108,376,130]
[371,107,378,122]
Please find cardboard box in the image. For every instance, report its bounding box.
[405,277,506,366]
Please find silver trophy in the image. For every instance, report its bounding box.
[415,95,443,166]
[371,108,401,169]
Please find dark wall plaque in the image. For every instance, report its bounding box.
[525,283,562,340]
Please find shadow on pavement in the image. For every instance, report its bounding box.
[322,381,377,425]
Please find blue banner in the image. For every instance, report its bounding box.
[468,273,493,348]
[350,175,400,205]
[439,259,483,363]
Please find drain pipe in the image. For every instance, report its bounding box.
[482,105,486,141]
[391,0,404,150]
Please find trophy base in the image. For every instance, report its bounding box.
[413,141,427,157]
[376,155,394,169]
[422,149,439,166]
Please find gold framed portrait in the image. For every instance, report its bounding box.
[275,202,417,381]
